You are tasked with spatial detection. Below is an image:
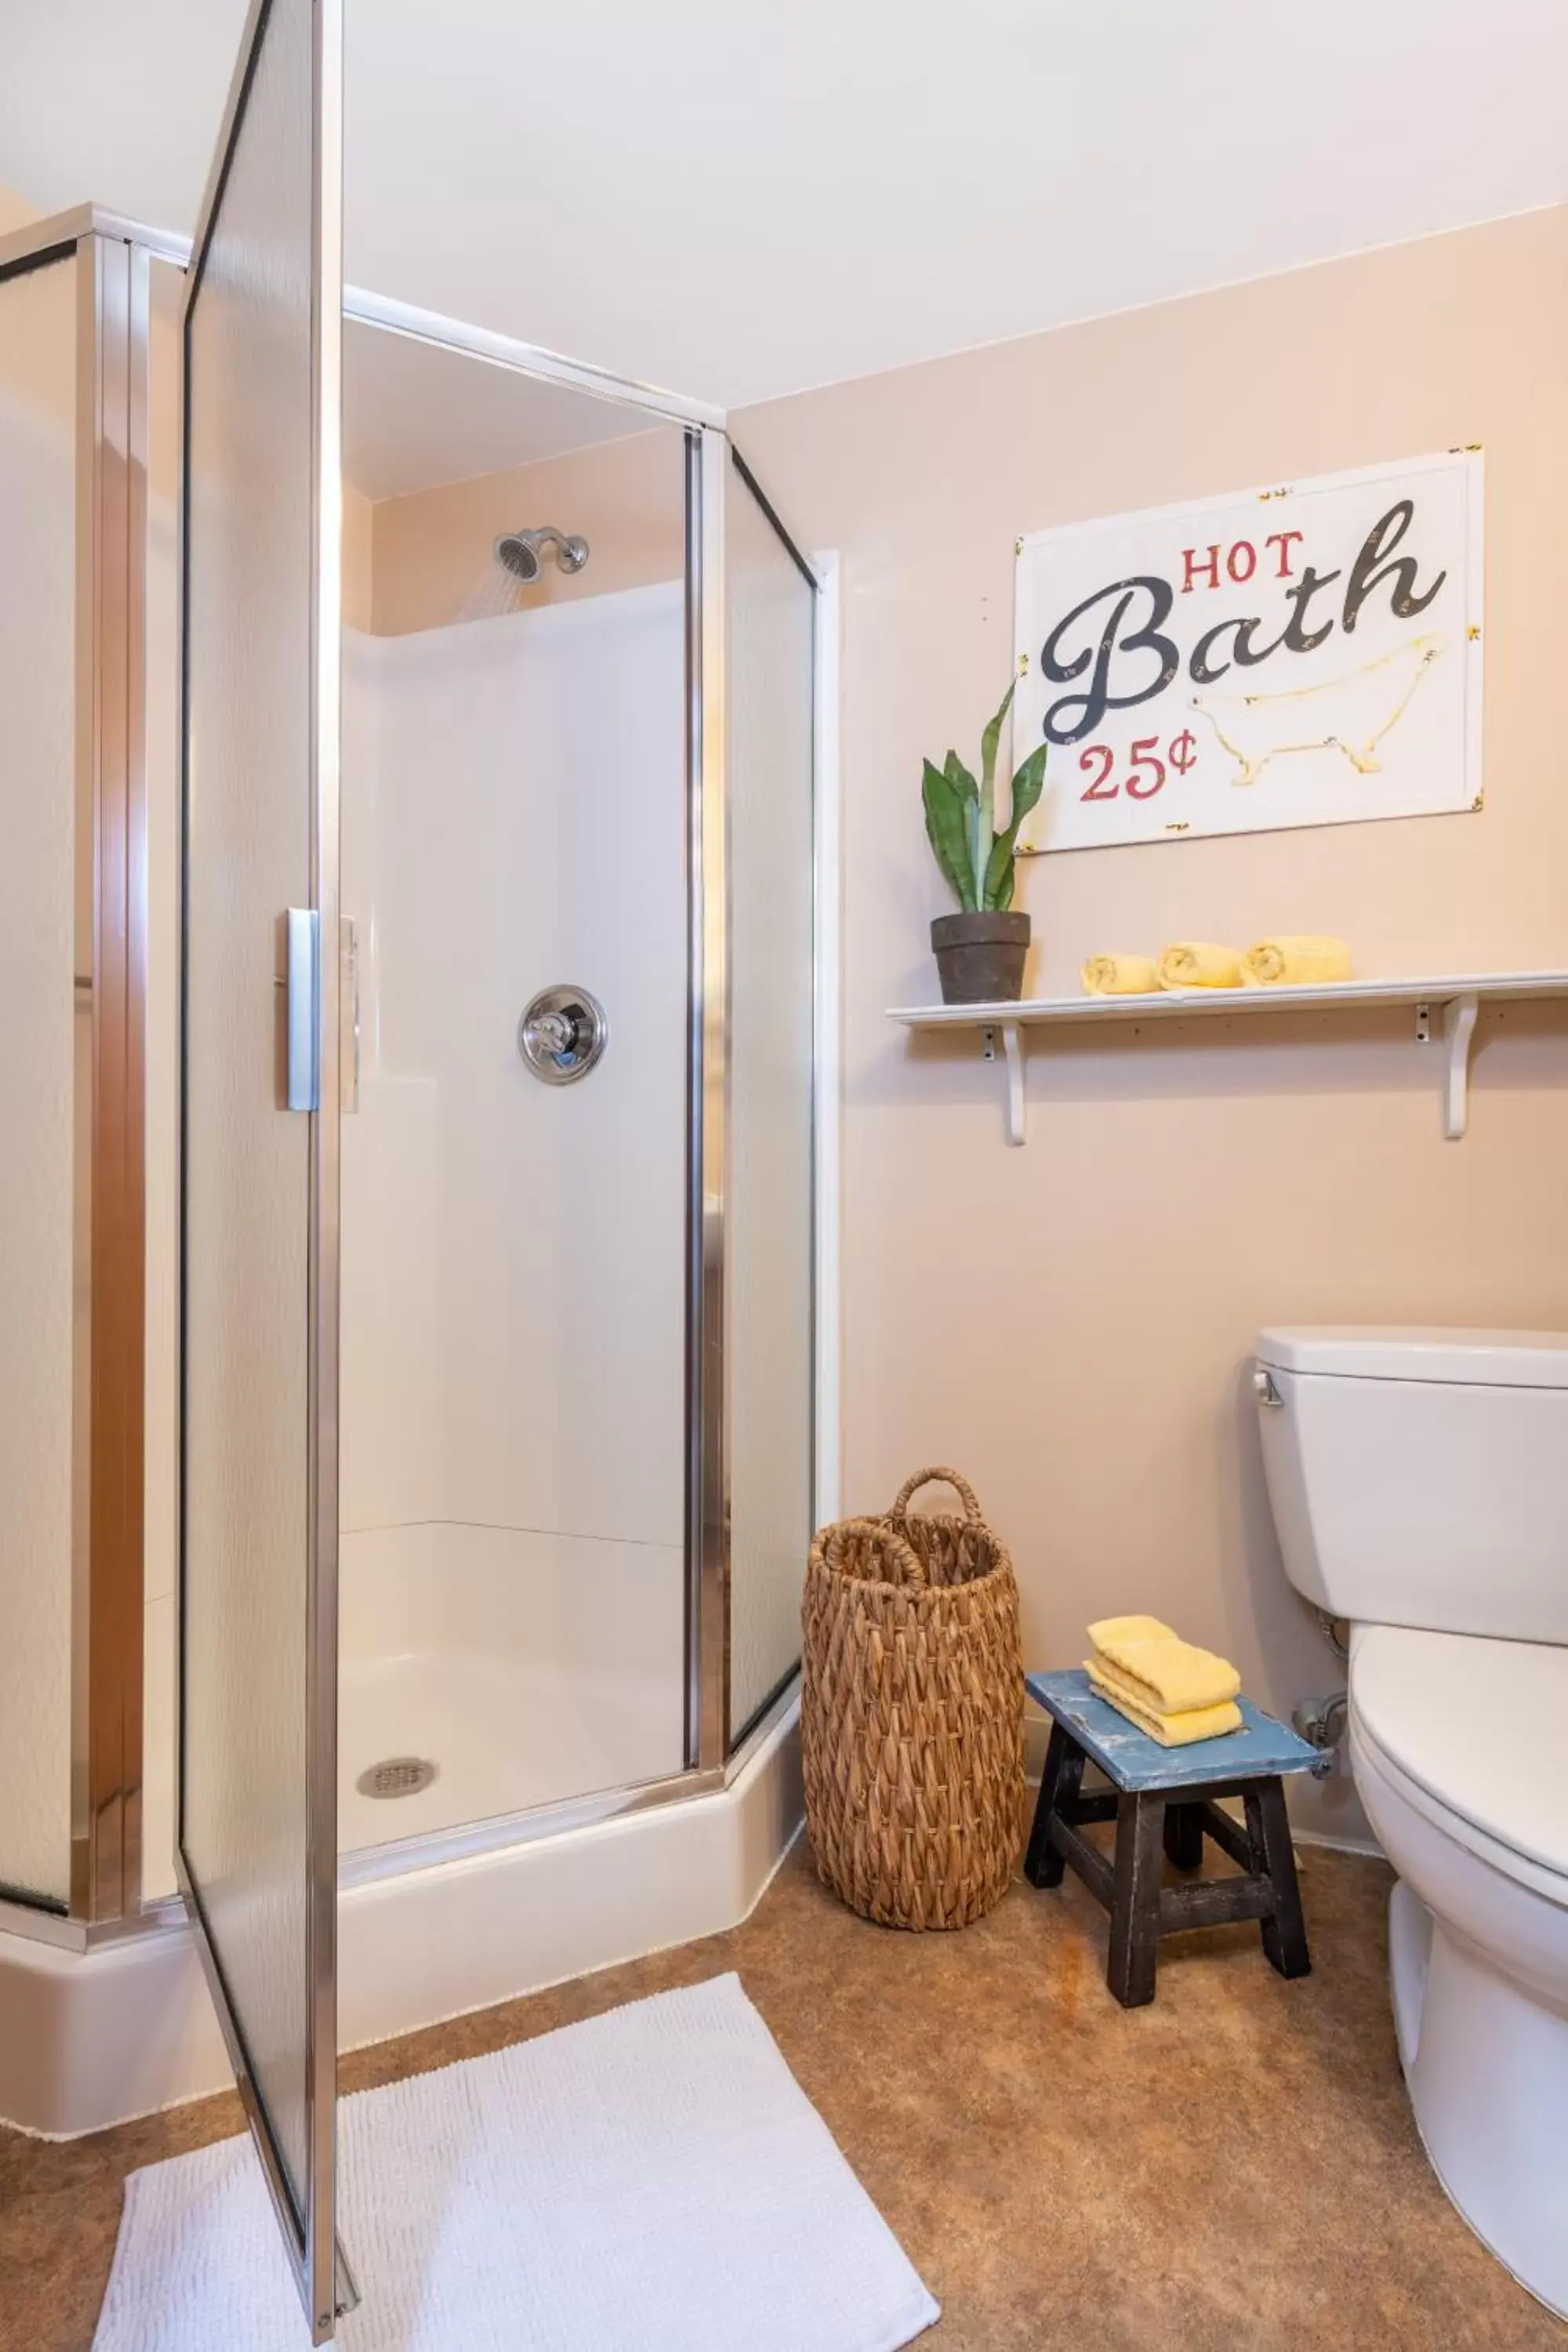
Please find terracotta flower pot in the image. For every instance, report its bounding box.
[931,910,1030,1005]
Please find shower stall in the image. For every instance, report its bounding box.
[322,314,822,1849]
[0,0,831,2335]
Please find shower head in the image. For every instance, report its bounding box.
[494,532,541,583]
[494,526,590,582]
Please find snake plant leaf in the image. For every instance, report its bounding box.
[943,749,985,905]
[979,679,1017,797]
[924,759,978,909]
[982,742,1049,911]
[942,749,977,803]
[1010,741,1048,822]
[977,681,1018,905]
[982,840,1014,912]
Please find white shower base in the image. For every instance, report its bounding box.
[341,1652,613,1849]
[338,1520,686,1852]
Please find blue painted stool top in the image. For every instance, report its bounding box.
[1025,1668,1322,1791]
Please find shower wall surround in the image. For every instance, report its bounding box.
[338,586,689,1843]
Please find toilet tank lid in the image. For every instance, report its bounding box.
[1255,1326,1568,1387]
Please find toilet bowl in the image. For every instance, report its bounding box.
[1350,1624,1568,2311]
[1254,1326,1568,2317]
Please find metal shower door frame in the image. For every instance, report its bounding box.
[0,216,829,1962]
[0,209,179,1933]
[174,0,350,2336]
[333,293,805,1783]
[0,199,263,1972]
[717,442,822,1751]
[688,424,731,1770]
[688,432,824,1764]
[0,202,830,1989]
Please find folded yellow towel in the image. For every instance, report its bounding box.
[1243,935,1353,987]
[1156,942,1243,990]
[1086,1665,1243,1746]
[1087,1614,1176,1649]
[1082,954,1160,997]
[1088,1628,1241,1715]
[1089,1648,1242,1727]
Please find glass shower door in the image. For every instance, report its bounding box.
[0,247,77,1909]
[724,453,817,1742]
[178,0,350,2336]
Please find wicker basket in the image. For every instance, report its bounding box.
[800,1467,1025,1930]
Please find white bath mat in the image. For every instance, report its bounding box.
[93,1972,938,2352]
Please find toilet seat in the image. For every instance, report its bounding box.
[1350,1624,1568,1903]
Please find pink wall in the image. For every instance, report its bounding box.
[735,208,1568,1838]
[367,427,684,636]
[0,183,38,236]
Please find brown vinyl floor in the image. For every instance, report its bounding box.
[2,1835,1562,2351]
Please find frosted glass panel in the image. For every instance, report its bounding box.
[726,463,815,1740]
[140,255,186,1908]
[182,0,319,2226]
[0,256,76,1905]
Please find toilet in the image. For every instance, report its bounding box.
[1253,1327,1568,2318]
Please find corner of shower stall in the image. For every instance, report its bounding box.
[0,203,832,2135]
[321,310,826,2045]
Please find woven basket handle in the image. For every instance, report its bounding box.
[891,1465,985,1523]
[823,1517,928,1592]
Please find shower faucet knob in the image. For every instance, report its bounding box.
[518,985,609,1085]
[533,1010,575,1055]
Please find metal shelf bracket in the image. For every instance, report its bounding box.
[1418,993,1480,1138]
[1438,991,1480,1140]
[982,1022,1025,1145]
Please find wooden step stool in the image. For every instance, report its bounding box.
[1023,1668,1325,2007]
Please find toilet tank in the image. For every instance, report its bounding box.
[1254,1327,1568,1643]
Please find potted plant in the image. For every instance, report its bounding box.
[921,680,1047,1004]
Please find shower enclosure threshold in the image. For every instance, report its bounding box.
[0,1697,802,2138]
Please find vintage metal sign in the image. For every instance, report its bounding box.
[1013,451,1483,853]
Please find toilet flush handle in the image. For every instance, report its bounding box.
[1252,1367,1283,1408]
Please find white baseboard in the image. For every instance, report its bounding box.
[1293,1828,1385,1860]
[0,1703,804,2138]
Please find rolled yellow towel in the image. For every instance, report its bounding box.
[1086,1665,1243,1746]
[1088,1629,1241,1715]
[1156,942,1243,990]
[1243,935,1353,987]
[1082,954,1160,997]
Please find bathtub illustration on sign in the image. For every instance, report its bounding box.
[1191,632,1446,788]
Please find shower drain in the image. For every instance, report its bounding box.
[356,1755,438,1801]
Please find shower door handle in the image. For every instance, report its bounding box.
[340,917,360,1113]
[279,911,357,1111]
[284,907,320,1112]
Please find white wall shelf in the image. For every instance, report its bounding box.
[887,971,1568,1147]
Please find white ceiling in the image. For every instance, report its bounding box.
[342,320,648,500]
[3,0,1566,414]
